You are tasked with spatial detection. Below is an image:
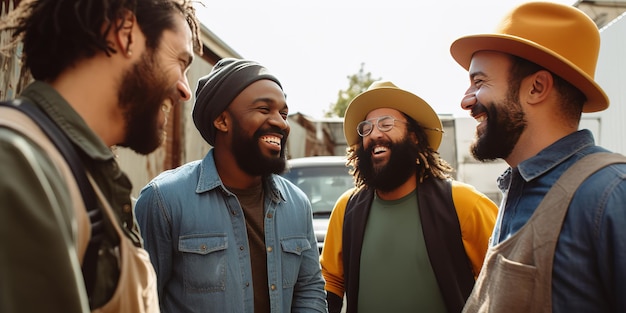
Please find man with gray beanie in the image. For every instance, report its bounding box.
[135,58,328,313]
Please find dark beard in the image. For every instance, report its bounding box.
[471,90,526,161]
[230,116,287,177]
[355,135,418,192]
[117,51,173,155]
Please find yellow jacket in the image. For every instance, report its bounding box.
[320,181,498,298]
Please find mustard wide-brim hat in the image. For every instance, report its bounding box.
[343,80,444,150]
[450,2,609,112]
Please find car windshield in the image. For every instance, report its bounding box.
[282,165,353,215]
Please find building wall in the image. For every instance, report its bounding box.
[438,115,458,179]
[0,0,31,100]
[593,12,626,155]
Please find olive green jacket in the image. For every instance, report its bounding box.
[0,81,141,312]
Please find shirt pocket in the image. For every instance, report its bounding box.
[484,254,537,312]
[178,234,228,293]
[280,236,312,288]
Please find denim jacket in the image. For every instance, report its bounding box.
[493,129,626,312]
[135,149,327,313]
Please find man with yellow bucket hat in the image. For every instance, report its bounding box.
[450,2,626,312]
[320,80,497,313]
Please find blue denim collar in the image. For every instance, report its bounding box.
[497,130,595,191]
[196,149,286,203]
[517,130,595,182]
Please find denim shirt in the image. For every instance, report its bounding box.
[134,150,327,313]
[493,129,626,312]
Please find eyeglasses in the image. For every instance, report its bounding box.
[357,115,408,137]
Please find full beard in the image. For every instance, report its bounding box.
[356,136,418,192]
[471,91,527,162]
[117,51,174,155]
[230,117,288,177]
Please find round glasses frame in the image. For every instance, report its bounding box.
[357,115,408,137]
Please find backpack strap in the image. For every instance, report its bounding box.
[0,98,102,301]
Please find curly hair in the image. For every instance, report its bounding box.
[0,0,202,81]
[347,112,453,188]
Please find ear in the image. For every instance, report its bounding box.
[213,111,229,133]
[409,130,419,145]
[525,70,553,105]
[113,10,137,58]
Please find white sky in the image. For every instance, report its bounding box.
[195,0,575,118]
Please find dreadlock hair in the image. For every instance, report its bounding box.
[346,112,453,189]
[403,113,454,182]
[0,0,202,81]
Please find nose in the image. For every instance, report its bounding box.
[269,112,290,133]
[177,76,192,101]
[461,88,477,111]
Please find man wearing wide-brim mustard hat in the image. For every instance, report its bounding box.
[450,2,626,313]
[343,80,444,151]
[320,80,498,313]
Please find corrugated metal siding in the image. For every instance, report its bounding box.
[0,0,32,100]
[594,12,626,154]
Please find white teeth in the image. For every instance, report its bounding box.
[476,115,486,123]
[161,99,172,113]
[373,146,387,154]
[261,136,281,146]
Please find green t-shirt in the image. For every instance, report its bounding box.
[358,189,447,313]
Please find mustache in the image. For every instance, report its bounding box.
[470,101,489,118]
[255,126,287,139]
[364,139,391,151]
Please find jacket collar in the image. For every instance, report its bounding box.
[196,149,286,203]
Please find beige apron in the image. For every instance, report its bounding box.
[463,152,626,313]
[87,173,159,313]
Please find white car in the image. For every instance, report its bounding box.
[281,156,354,253]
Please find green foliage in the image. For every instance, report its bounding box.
[324,63,380,118]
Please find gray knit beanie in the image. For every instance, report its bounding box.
[192,58,282,146]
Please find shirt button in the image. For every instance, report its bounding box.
[270,284,276,291]
[245,282,250,287]
[239,246,244,251]
[267,246,273,253]
[266,213,273,218]
[201,244,207,251]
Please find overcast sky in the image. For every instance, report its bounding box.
[195,0,575,118]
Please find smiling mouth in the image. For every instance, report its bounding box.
[161,99,173,114]
[261,135,282,147]
[474,113,487,123]
[373,145,388,155]
[471,105,488,123]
